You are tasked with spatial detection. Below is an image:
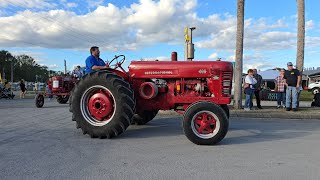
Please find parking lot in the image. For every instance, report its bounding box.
[1,98,320,180]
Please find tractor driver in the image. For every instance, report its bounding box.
[85,46,109,74]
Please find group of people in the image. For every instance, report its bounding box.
[274,62,301,111]
[244,62,301,111]
[244,69,263,111]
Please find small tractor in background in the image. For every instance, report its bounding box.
[70,52,233,145]
[35,76,76,108]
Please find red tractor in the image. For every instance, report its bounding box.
[35,76,77,108]
[70,53,233,145]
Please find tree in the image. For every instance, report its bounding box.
[0,50,53,82]
[233,0,245,109]
[0,50,15,82]
[296,0,305,73]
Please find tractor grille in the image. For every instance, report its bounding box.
[222,71,232,95]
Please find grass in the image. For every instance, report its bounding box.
[299,90,314,101]
[240,89,314,101]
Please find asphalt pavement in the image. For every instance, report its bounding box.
[0,98,320,180]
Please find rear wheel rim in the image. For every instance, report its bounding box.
[191,111,220,139]
[80,85,116,126]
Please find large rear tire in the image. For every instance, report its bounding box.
[133,110,159,125]
[35,94,44,108]
[183,102,229,145]
[57,95,69,104]
[71,71,135,138]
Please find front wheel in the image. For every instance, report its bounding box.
[219,104,230,119]
[35,94,44,108]
[183,102,229,145]
[70,71,135,138]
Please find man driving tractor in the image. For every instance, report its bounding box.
[85,46,109,74]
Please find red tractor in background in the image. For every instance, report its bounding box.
[70,53,233,145]
[35,76,77,108]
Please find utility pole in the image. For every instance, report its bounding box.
[296,0,305,73]
[233,0,245,109]
[64,59,67,74]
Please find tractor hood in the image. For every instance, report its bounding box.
[128,61,233,79]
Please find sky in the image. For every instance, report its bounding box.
[0,0,319,72]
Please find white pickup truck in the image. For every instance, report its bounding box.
[308,82,320,94]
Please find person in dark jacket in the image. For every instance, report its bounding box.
[252,69,263,109]
[19,79,26,99]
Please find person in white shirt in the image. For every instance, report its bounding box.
[34,81,39,94]
[244,69,257,111]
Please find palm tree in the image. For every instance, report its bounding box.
[296,0,305,73]
[233,0,245,109]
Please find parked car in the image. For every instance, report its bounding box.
[308,82,320,94]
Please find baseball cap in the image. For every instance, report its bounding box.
[287,62,293,66]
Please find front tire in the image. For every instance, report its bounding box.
[71,71,135,138]
[183,102,229,145]
[219,104,230,119]
[35,94,44,108]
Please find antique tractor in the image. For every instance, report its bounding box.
[35,76,77,108]
[70,53,233,145]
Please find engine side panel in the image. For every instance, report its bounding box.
[129,61,233,79]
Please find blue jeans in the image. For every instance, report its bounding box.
[286,86,298,109]
[245,89,254,108]
[277,92,286,106]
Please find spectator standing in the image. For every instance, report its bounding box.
[284,62,301,111]
[34,81,39,94]
[19,79,26,99]
[244,69,257,111]
[252,69,263,109]
[274,68,287,108]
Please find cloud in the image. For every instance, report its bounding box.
[47,64,59,69]
[86,0,104,9]
[306,20,315,30]
[143,56,169,61]
[208,53,218,59]
[0,0,319,53]
[66,3,78,8]
[223,53,273,71]
[242,54,273,71]
[196,18,301,51]
[0,0,56,9]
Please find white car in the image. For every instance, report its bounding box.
[308,82,320,94]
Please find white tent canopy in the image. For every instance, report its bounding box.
[258,69,280,81]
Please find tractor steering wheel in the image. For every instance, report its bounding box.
[108,55,126,69]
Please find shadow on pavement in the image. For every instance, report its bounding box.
[120,116,184,139]
[121,116,320,145]
[222,118,320,145]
